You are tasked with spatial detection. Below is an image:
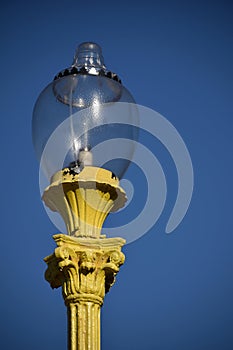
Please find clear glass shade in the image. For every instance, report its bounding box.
[32,42,138,180]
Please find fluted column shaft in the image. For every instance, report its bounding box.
[67,301,101,350]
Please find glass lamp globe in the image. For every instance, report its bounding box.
[32,42,138,180]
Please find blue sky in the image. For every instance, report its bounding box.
[1,1,233,349]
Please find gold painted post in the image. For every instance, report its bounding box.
[43,167,126,350]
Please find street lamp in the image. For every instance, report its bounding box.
[32,42,138,350]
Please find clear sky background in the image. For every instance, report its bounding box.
[1,1,233,349]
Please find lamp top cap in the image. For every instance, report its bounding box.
[73,41,105,69]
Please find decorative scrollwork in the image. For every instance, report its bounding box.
[44,235,125,305]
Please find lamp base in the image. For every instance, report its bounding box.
[42,166,127,238]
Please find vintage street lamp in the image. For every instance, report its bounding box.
[32,42,138,350]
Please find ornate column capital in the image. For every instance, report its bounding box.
[44,234,125,305]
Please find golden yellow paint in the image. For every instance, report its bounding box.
[43,167,126,350]
[42,166,127,238]
[44,234,125,350]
